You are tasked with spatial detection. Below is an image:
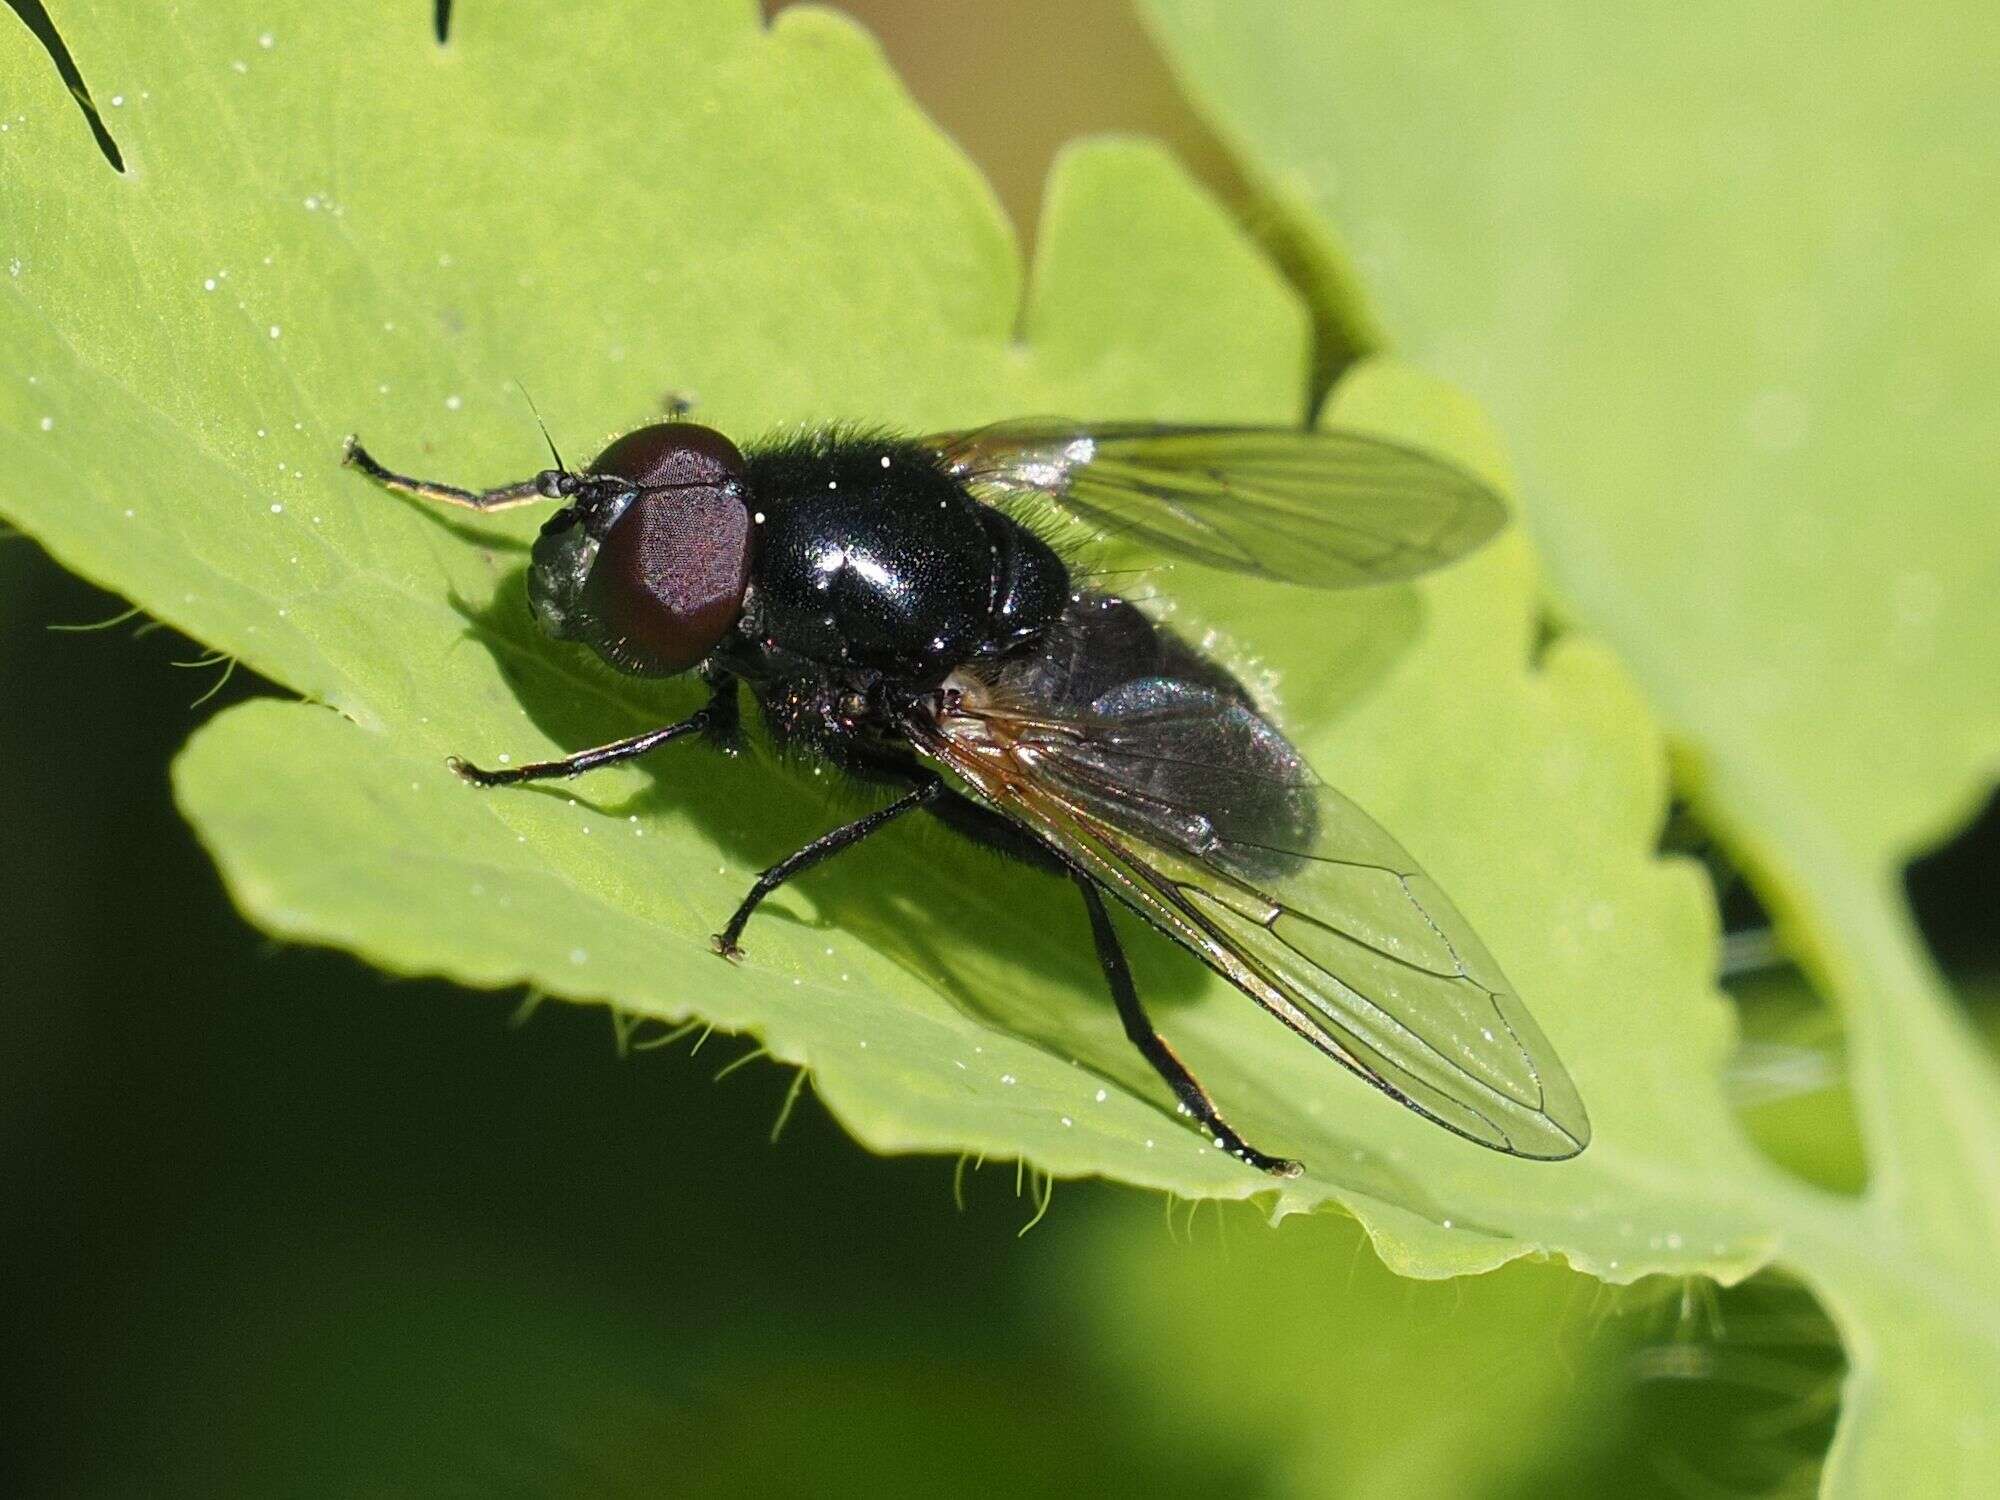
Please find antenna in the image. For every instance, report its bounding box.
[514,380,568,473]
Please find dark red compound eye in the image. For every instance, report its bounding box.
[591,422,746,491]
[577,423,753,675]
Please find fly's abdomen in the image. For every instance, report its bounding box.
[991,590,1318,873]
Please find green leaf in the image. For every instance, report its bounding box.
[1142,0,2000,1487]
[0,0,1832,1291]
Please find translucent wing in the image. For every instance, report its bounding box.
[906,676,1590,1159]
[927,419,1505,589]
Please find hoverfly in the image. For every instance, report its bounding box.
[343,414,1590,1175]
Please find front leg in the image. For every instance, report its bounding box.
[343,435,567,512]
[453,679,739,786]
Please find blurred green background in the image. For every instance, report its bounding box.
[4,2,1993,1494]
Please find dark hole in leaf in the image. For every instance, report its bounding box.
[1903,784,2000,1016]
[1660,798,1868,1196]
[1528,609,1563,669]
[1659,798,1781,964]
[4,0,125,173]
[1503,1271,1846,1499]
[434,0,453,45]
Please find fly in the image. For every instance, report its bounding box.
[342,415,1591,1175]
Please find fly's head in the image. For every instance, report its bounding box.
[527,423,754,677]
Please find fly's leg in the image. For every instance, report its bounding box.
[452,683,738,787]
[449,721,698,787]
[343,435,563,512]
[712,777,943,959]
[1072,869,1303,1178]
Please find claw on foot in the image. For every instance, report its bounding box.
[446,754,504,787]
[1219,1138,1304,1178]
[711,933,744,963]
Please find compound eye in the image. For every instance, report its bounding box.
[580,480,752,675]
[588,422,745,490]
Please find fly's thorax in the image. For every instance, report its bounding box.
[741,432,1069,685]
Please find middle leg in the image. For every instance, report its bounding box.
[713,776,944,959]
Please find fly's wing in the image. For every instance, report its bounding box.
[906,682,1591,1159]
[926,420,1505,589]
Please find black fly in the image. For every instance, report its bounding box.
[342,416,1591,1175]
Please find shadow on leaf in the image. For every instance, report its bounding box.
[432,549,1441,1202]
